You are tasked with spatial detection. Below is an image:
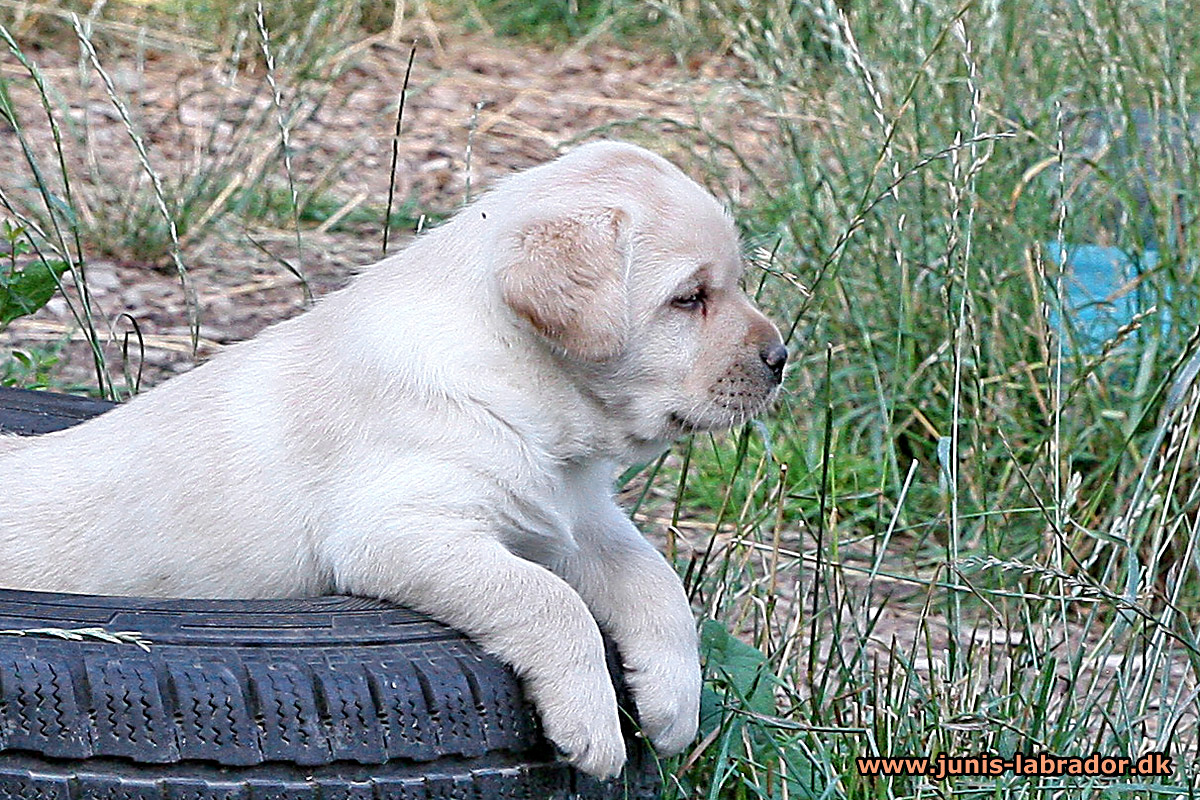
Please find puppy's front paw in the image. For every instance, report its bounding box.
[534,678,626,779]
[628,647,702,756]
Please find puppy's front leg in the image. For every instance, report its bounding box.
[328,528,626,779]
[555,491,701,758]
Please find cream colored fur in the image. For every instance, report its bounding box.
[0,141,786,778]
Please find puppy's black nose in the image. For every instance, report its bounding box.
[761,342,788,384]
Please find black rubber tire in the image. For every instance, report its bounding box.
[0,387,662,799]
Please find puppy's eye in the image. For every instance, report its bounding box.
[671,289,706,312]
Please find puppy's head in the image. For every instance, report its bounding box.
[498,141,787,447]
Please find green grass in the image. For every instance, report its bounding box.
[5,0,1200,797]
[639,0,1200,796]
[455,0,663,42]
[233,185,444,236]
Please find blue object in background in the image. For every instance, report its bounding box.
[1043,243,1164,353]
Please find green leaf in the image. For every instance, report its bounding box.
[1,219,26,244]
[697,620,786,775]
[700,619,778,721]
[698,684,724,739]
[0,258,68,326]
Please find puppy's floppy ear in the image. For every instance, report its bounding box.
[500,207,629,361]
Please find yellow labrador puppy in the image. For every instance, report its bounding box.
[0,141,786,778]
